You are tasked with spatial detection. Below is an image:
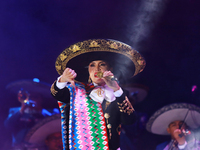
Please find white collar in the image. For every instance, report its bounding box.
[89,83,116,104]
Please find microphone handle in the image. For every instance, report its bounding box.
[179,132,184,138]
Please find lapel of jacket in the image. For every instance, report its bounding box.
[102,99,111,111]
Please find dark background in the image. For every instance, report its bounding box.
[1,0,200,149]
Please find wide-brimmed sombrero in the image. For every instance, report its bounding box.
[6,78,52,99]
[24,114,61,147]
[146,103,200,135]
[55,39,146,83]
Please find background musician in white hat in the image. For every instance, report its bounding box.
[146,103,200,150]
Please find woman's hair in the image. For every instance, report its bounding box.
[86,60,113,70]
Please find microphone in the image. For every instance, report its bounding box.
[178,129,191,138]
[96,72,118,81]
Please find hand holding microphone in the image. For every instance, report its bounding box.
[178,129,191,138]
[97,71,120,92]
[173,128,191,146]
[96,71,118,82]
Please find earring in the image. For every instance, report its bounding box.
[88,77,92,83]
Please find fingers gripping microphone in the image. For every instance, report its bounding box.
[96,72,118,81]
[178,129,191,138]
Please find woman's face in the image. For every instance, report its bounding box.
[88,60,110,85]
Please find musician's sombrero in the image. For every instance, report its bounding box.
[55,39,146,83]
[24,114,61,147]
[6,78,52,99]
[146,103,200,135]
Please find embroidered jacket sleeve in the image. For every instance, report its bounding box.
[116,90,136,125]
[102,88,136,150]
[50,80,70,103]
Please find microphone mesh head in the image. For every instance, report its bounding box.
[96,72,103,78]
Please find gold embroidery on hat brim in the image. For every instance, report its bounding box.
[55,39,146,77]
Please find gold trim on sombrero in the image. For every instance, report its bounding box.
[55,39,146,76]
